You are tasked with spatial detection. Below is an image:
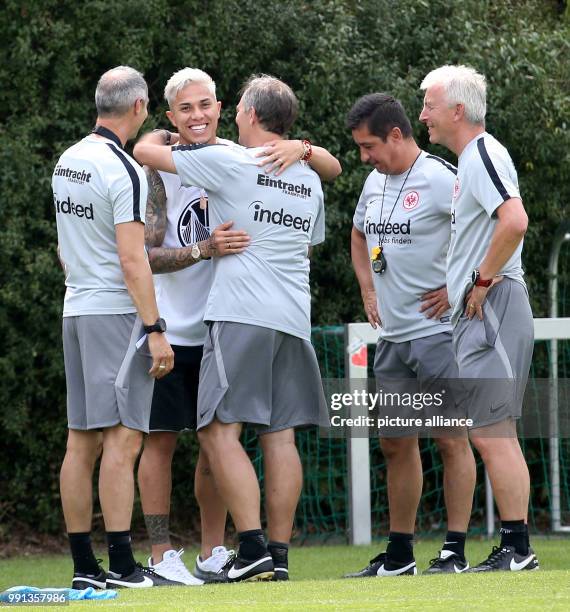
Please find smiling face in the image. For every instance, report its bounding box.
[351,123,400,174]
[166,82,221,145]
[419,83,457,147]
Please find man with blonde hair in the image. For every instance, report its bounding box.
[137,68,340,583]
[420,65,538,572]
[134,73,338,582]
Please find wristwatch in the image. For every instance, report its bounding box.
[471,268,493,288]
[143,318,167,334]
[190,243,202,263]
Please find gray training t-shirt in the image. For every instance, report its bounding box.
[447,132,525,325]
[52,135,148,316]
[353,151,456,342]
[172,143,325,342]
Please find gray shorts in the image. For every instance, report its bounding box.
[453,278,533,428]
[197,321,329,434]
[373,331,464,437]
[63,314,154,432]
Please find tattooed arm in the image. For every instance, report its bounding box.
[144,166,251,274]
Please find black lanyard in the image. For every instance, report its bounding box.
[377,151,422,246]
[92,125,123,149]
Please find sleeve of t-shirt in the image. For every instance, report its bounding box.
[111,160,148,225]
[310,198,326,246]
[472,140,521,217]
[171,143,231,193]
[430,164,456,217]
[352,182,368,233]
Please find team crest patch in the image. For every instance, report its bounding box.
[453,177,460,199]
[177,197,210,246]
[403,190,420,211]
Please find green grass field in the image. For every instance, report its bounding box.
[2,538,569,610]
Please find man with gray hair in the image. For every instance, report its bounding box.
[54,66,178,589]
[137,68,340,584]
[420,65,538,572]
[134,73,337,581]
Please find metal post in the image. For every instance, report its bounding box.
[548,222,570,532]
[345,324,372,545]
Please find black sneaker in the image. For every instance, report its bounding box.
[344,552,417,578]
[424,550,469,574]
[467,546,539,573]
[72,561,107,590]
[272,567,289,581]
[224,553,274,582]
[106,563,185,588]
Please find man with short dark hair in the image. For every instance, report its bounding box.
[54,66,177,589]
[420,65,537,572]
[344,93,476,578]
[134,73,338,582]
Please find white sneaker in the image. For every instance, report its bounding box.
[148,549,204,586]
[194,546,236,583]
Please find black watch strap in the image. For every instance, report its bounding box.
[143,318,167,334]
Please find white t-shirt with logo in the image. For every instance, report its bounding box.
[447,132,525,325]
[353,151,456,342]
[172,143,325,342]
[52,135,147,317]
[153,171,212,346]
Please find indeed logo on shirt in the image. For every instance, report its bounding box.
[365,219,411,235]
[250,201,312,232]
[257,174,312,199]
[54,195,94,220]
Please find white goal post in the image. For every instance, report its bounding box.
[344,317,570,545]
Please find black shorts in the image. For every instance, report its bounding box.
[149,344,203,432]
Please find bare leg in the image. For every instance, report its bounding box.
[380,437,422,533]
[138,431,177,563]
[435,436,476,532]
[260,428,302,543]
[470,421,529,520]
[195,449,227,559]
[99,425,142,531]
[60,429,102,532]
[198,420,261,532]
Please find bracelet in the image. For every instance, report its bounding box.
[300,139,312,162]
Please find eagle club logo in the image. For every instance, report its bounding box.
[403,190,420,211]
[453,177,460,200]
[177,197,210,246]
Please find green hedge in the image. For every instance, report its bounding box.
[0,0,568,536]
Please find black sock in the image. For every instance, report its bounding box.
[238,529,267,561]
[268,541,289,569]
[499,520,528,556]
[386,532,414,565]
[107,531,136,577]
[68,532,99,575]
[442,531,466,560]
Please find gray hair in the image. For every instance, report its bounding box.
[420,65,486,125]
[240,74,298,135]
[164,67,217,109]
[95,66,148,118]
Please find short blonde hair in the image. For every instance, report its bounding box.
[421,65,486,125]
[164,68,216,108]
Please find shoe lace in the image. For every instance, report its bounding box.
[368,552,386,565]
[428,555,445,568]
[220,550,238,572]
[479,546,508,569]
[160,549,194,581]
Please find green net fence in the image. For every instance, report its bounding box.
[242,242,570,542]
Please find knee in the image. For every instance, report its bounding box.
[142,432,177,461]
[103,429,142,465]
[435,436,472,459]
[380,438,416,462]
[65,433,102,466]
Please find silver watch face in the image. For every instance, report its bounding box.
[191,243,201,260]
